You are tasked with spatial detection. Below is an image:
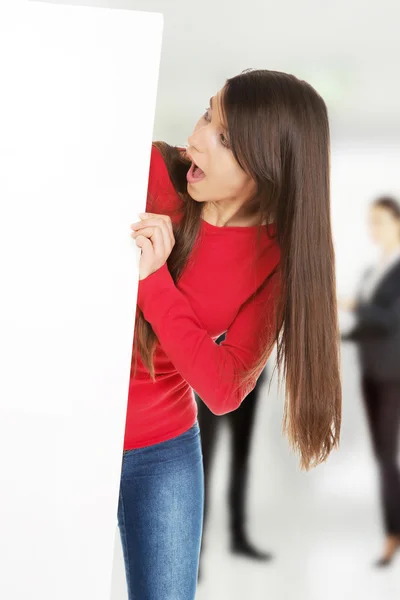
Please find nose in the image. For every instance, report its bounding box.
[187,134,198,153]
[187,122,207,154]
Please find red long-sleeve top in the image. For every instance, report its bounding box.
[123,145,281,450]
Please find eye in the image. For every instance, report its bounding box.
[202,107,230,148]
[203,108,211,122]
[220,133,230,148]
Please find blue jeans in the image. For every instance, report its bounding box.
[118,422,204,600]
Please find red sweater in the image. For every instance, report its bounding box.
[123,145,281,450]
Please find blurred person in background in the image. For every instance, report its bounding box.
[340,196,400,568]
[195,333,272,580]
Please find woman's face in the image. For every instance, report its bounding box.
[186,89,257,206]
[368,205,400,247]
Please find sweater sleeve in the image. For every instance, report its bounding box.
[136,262,280,415]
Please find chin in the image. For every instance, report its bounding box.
[186,184,205,202]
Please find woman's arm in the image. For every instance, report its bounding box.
[136,263,280,415]
[340,267,400,341]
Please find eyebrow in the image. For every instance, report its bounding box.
[209,95,229,137]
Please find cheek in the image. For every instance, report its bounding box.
[369,228,378,240]
[214,158,243,186]
[228,168,255,197]
[209,161,252,198]
[387,222,399,238]
[213,167,242,196]
[370,225,384,240]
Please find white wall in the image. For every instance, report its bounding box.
[332,143,400,296]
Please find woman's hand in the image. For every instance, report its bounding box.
[338,297,357,312]
[130,213,175,280]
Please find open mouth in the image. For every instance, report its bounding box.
[187,161,206,184]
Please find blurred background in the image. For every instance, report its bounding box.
[49,0,400,597]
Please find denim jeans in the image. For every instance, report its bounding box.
[118,422,204,600]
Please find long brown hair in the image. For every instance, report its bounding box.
[132,69,342,470]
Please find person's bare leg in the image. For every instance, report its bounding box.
[382,535,400,560]
[375,535,400,567]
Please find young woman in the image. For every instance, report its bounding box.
[341,196,400,567]
[119,68,342,600]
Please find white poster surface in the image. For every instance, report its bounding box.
[0,2,163,599]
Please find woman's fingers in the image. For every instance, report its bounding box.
[131,225,167,254]
[132,214,174,244]
[131,217,174,252]
[130,214,176,280]
[134,234,152,250]
[138,226,166,261]
[140,212,173,233]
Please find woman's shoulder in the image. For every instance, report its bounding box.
[148,143,169,189]
[250,228,281,294]
[149,142,186,176]
[261,224,281,264]
[147,143,184,216]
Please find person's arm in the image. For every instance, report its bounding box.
[342,298,400,340]
[340,266,385,341]
[136,263,280,415]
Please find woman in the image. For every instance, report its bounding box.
[120,69,342,600]
[340,196,400,567]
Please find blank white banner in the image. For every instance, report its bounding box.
[0,2,163,599]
